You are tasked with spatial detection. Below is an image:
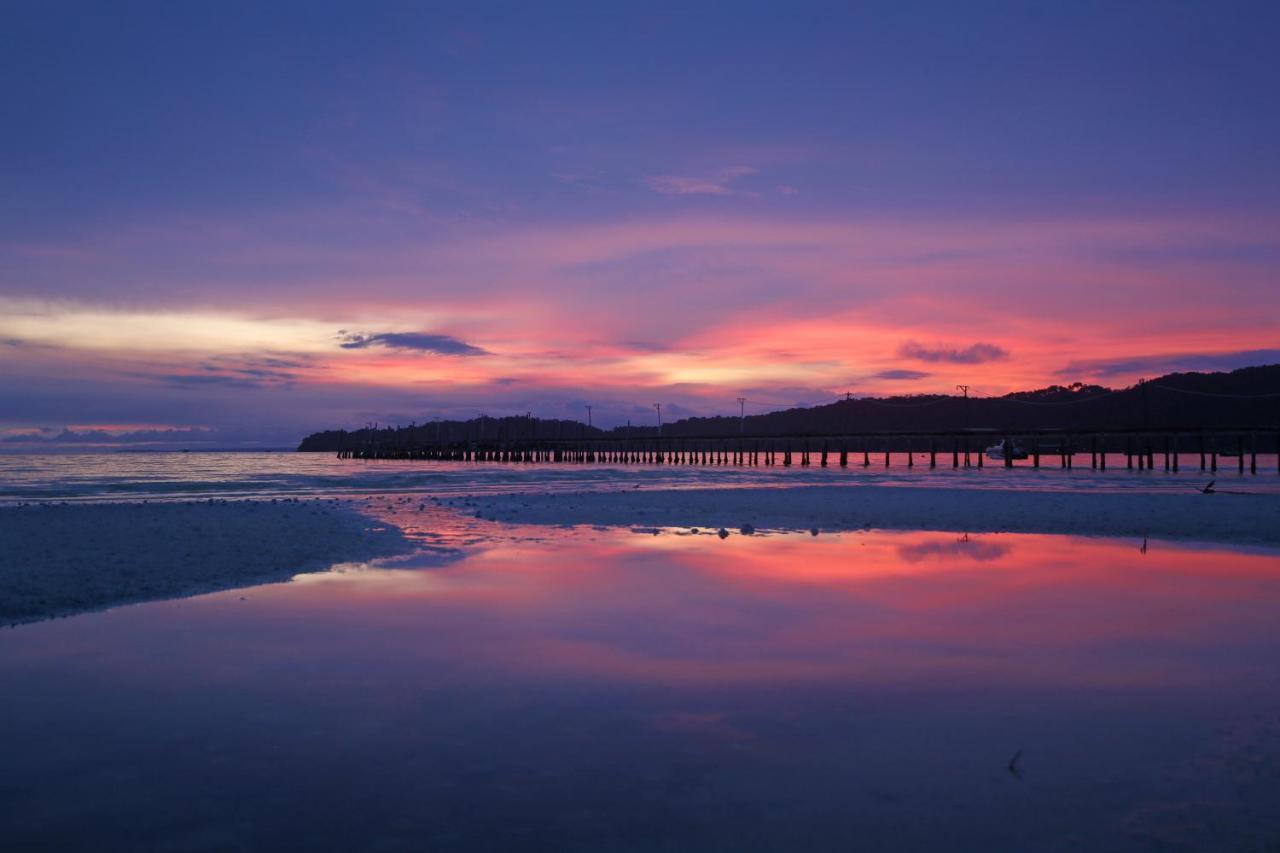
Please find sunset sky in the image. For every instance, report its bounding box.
[3,2,1279,445]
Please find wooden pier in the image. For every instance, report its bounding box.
[333,428,1280,475]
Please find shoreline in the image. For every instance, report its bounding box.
[5,483,1278,627]
[0,500,411,627]
[472,484,1280,546]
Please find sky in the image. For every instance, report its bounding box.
[2,1,1279,446]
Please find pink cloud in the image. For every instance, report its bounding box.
[6,208,1279,431]
[644,166,757,196]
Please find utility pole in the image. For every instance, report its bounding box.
[585,405,592,428]
[736,397,746,433]
[956,385,969,398]
[1138,378,1150,428]
[653,403,662,437]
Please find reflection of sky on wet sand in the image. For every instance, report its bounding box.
[3,528,1280,850]
[275,528,1280,689]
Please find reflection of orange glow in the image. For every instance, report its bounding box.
[58,527,1274,694]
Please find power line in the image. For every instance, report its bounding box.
[1147,383,1280,399]
[742,396,844,409]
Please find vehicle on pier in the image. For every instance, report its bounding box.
[985,439,1029,460]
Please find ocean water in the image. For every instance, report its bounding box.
[2,524,1280,850]
[3,450,1278,502]
[4,455,1280,849]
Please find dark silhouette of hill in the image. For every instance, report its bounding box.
[298,364,1280,451]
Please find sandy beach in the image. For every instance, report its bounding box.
[0,499,410,626]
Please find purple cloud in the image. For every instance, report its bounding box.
[1057,349,1280,379]
[898,341,1010,364]
[873,369,931,380]
[337,331,488,356]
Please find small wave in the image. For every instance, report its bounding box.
[2,451,1278,503]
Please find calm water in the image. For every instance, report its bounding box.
[2,451,1278,502]
[3,517,1280,851]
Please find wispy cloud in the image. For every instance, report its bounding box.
[157,353,312,389]
[1058,349,1280,379]
[2,426,219,445]
[644,166,756,196]
[160,373,273,389]
[898,341,1010,365]
[0,299,342,354]
[5,214,1278,438]
[872,369,931,380]
[620,340,672,353]
[337,331,489,356]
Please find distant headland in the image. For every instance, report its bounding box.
[298,365,1280,452]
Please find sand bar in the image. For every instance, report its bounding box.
[0,500,410,626]
[473,484,1280,546]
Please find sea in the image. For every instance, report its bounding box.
[3,449,1279,502]
[3,451,1280,850]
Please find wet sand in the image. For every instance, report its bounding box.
[472,483,1280,545]
[0,500,410,626]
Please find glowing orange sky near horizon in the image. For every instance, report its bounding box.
[3,212,1278,435]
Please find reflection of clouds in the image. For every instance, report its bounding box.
[895,537,1012,564]
[164,524,1280,692]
